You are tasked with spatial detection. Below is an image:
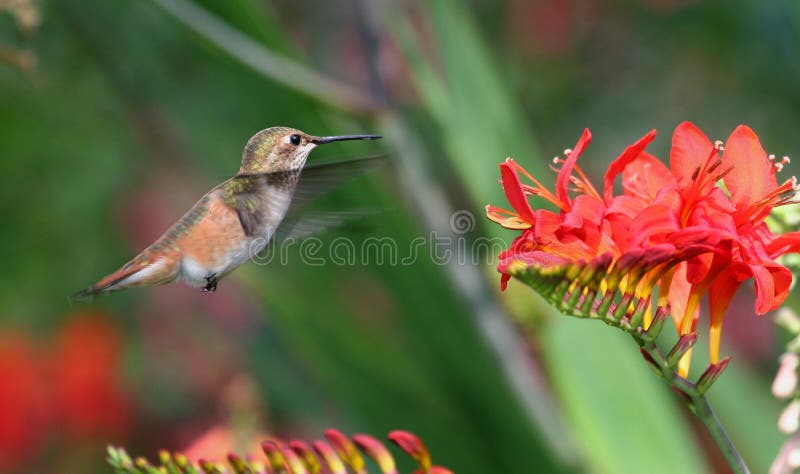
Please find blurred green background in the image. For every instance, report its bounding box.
[2,0,800,472]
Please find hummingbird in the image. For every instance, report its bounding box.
[73,126,381,300]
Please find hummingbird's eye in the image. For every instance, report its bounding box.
[289,134,302,146]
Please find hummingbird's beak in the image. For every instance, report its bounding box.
[312,134,382,145]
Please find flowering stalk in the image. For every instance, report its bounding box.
[512,253,745,470]
[767,207,800,472]
[107,429,451,474]
[488,122,800,473]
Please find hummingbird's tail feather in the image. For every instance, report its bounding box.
[71,256,178,301]
[71,286,104,302]
[71,272,132,302]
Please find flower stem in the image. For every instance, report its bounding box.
[691,394,749,474]
[635,333,750,473]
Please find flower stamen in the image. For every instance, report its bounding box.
[507,159,565,210]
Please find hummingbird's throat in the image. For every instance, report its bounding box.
[278,144,315,170]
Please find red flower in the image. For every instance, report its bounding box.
[0,314,132,470]
[488,122,800,374]
[488,129,612,289]
[0,333,51,471]
[52,313,131,438]
[620,123,799,370]
[183,425,267,464]
[707,126,800,363]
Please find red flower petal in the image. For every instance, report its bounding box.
[669,121,716,188]
[629,204,680,247]
[555,128,592,205]
[500,273,511,291]
[622,152,676,204]
[723,125,777,208]
[533,209,560,245]
[767,231,800,256]
[708,270,743,364]
[607,195,644,219]
[750,263,793,314]
[485,205,531,230]
[500,161,536,223]
[664,263,695,329]
[562,195,605,230]
[560,195,606,251]
[603,129,657,203]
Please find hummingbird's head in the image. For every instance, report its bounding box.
[239,126,381,174]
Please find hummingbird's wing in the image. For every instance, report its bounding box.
[230,154,387,237]
[277,154,387,239]
[285,154,388,212]
[275,209,379,241]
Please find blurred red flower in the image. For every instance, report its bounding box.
[52,312,131,438]
[183,425,267,464]
[0,312,132,469]
[0,333,51,471]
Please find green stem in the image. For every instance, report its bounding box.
[635,334,750,473]
[691,395,749,474]
[150,0,381,113]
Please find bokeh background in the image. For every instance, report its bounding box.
[2,0,800,472]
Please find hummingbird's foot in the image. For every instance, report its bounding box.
[202,274,218,292]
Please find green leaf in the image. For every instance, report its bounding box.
[543,317,709,473]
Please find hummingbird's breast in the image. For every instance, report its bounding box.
[172,176,299,286]
[259,187,294,232]
[237,170,301,238]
